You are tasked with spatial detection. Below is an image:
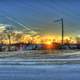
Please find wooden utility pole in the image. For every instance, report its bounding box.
[61,18,64,45]
[54,18,64,45]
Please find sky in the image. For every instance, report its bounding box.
[0,0,80,37]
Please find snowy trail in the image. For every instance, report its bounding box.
[0,50,80,65]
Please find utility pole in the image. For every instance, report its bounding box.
[61,18,64,46]
[54,18,64,46]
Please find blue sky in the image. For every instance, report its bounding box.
[0,0,80,36]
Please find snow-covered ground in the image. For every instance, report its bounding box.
[0,51,80,80]
[0,50,80,65]
[0,64,80,80]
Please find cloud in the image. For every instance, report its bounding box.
[0,24,12,32]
